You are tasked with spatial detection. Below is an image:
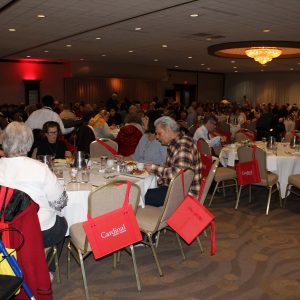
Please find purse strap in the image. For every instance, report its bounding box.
[0,186,14,222]
[122,180,132,209]
[180,169,185,198]
[96,138,119,156]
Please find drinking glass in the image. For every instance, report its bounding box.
[81,168,90,183]
[69,167,78,182]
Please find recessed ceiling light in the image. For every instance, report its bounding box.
[128,50,134,53]
[201,63,205,66]
[206,38,212,41]
[95,37,101,40]
[260,69,264,72]
[134,27,142,31]
[66,44,72,47]
[190,13,199,18]
[234,70,238,73]
[162,44,168,48]
[231,60,235,63]
[263,29,271,32]
[206,67,211,71]
[26,55,31,58]
[44,50,49,53]
[174,65,179,68]
[101,54,107,57]
[233,66,237,69]
[290,68,294,71]
[8,28,16,32]
[188,56,192,59]
[80,58,85,61]
[37,14,46,18]
[153,59,159,62]
[298,62,300,65]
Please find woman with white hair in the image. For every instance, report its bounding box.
[0,121,68,277]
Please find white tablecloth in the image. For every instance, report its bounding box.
[57,165,156,232]
[219,142,300,198]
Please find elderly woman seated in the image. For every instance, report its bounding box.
[132,110,167,165]
[36,121,72,159]
[0,121,68,277]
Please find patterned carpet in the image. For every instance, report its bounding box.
[53,186,300,300]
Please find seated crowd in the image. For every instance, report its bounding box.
[1,92,300,295]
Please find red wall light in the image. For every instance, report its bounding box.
[19,61,42,80]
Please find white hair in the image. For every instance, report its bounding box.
[2,122,33,157]
[154,116,179,132]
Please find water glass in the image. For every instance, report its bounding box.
[69,167,78,182]
[81,168,90,183]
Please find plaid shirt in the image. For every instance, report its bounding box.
[150,134,201,198]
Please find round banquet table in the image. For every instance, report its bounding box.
[54,163,157,234]
[219,141,300,198]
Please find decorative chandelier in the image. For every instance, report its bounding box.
[245,47,282,65]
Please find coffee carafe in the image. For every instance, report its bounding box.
[73,151,87,169]
[267,136,276,149]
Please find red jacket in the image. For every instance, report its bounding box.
[116,125,143,156]
[3,202,52,300]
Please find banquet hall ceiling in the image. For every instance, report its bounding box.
[1,0,300,73]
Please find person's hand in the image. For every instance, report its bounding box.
[144,163,153,173]
[0,149,5,157]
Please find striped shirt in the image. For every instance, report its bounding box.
[150,134,201,198]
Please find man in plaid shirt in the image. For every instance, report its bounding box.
[144,116,201,206]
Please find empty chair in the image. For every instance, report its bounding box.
[284,174,300,207]
[67,181,141,299]
[199,159,219,205]
[208,162,238,207]
[90,138,118,159]
[236,145,281,215]
[136,168,194,276]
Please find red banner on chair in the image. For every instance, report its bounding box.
[167,170,216,255]
[96,139,118,156]
[235,145,261,185]
[167,195,216,255]
[83,181,142,259]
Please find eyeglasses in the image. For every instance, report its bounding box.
[47,131,58,135]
